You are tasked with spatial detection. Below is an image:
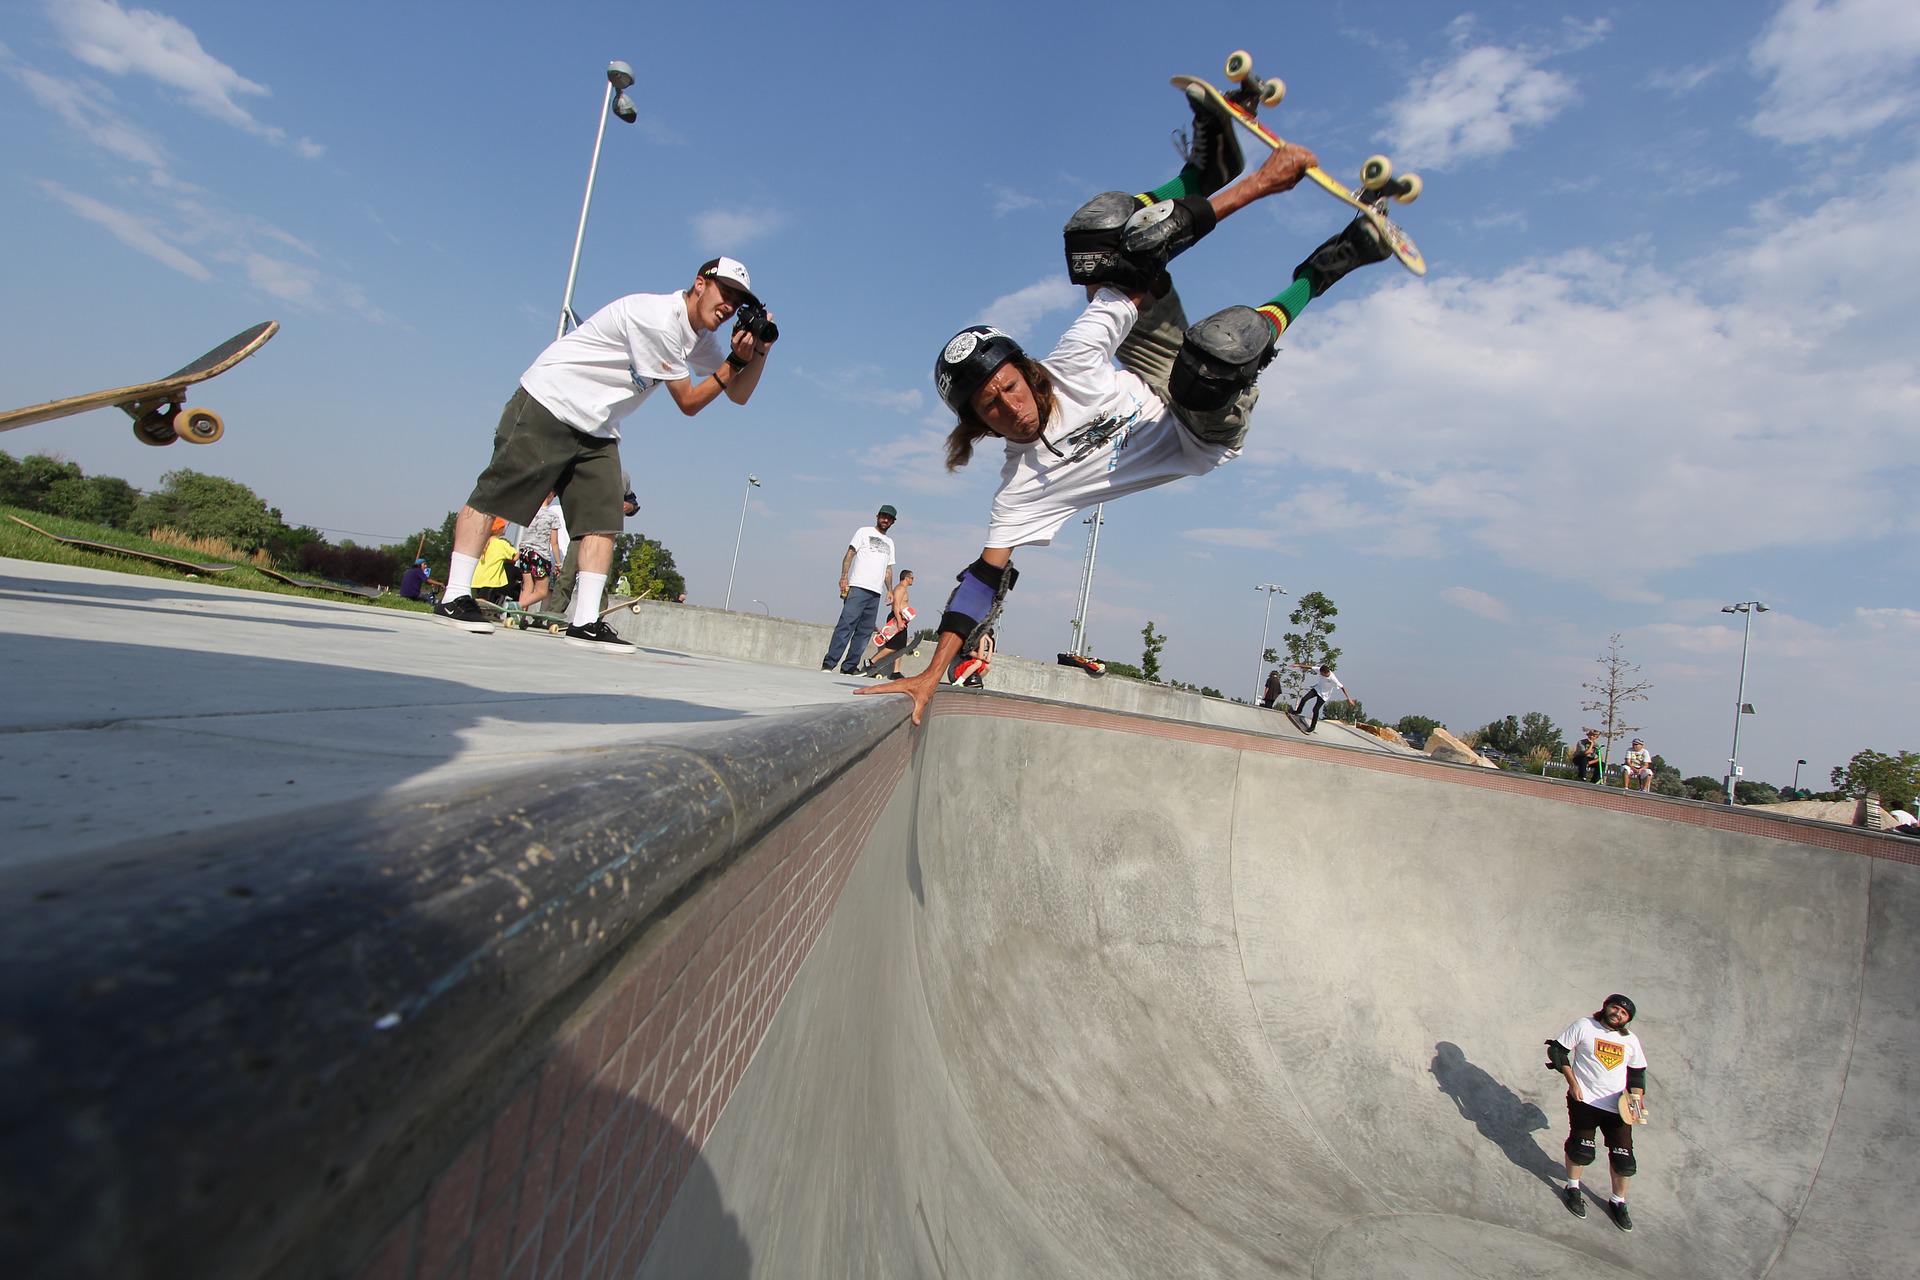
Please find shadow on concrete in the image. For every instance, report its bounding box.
[0,585,394,633]
[1429,1041,1560,1188]
[0,571,405,619]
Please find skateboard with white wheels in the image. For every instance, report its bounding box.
[1619,1093,1649,1125]
[0,321,279,446]
[1057,651,1106,678]
[1173,52,1426,275]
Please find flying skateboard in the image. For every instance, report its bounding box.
[0,321,279,447]
[1173,52,1426,275]
[6,513,235,576]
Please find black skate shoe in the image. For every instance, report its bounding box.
[1183,82,1243,196]
[1606,1199,1632,1232]
[1293,215,1392,298]
[564,620,636,653]
[1561,1184,1587,1218]
[433,594,495,634]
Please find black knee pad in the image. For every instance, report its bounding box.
[1170,305,1275,412]
[1565,1135,1597,1166]
[1608,1145,1637,1177]
[1064,192,1158,290]
[1122,195,1217,268]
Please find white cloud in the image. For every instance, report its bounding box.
[691,207,787,252]
[1384,43,1579,168]
[244,253,320,307]
[8,64,167,169]
[1646,60,1728,96]
[1223,151,1920,597]
[1749,0,1920,143]
[989,184,1041,217]
[979,277,1081,340]
[795,365,924,414]
[1442,586,1512,622]
[40,180,210,280]
[47,0,319,155]
[1856,606,1920,630]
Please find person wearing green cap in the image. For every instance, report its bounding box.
[823,506,897,673]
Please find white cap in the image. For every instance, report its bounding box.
[698,256,759,306]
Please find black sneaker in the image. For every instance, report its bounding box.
[1183,82,1243,195]
[961,674,983,688]
[1562,1185,1586,1218]
[1293,215,1392,298]
[433,594,494,634]
[564,620,635,653]
[1607,1199,1632,1232]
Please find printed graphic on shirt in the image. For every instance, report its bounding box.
[1054,406,1139,467]
[862,535,888,554]
[628,365,656,393]
[1594,1039,1626,1070]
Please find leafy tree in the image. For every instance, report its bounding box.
[44,474,139,527]
[1395,714,1443,739]
[1324,698,1365,724]
[1649,754,1686,798]
[617,532,687,602]
[382,511,459,584]
[1734,780,1783,805]
[1579,633,1652,763]
[1140,621,1166,682]
[1104,659,1144,679]
[1681,775,1724,802]
[128,469,287,551]
[1476,711,1565,757]
[0,451,82,511]
[1830,749,1920,807]
[1280,591,1340,701]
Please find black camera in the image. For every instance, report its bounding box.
[734,301,779,344]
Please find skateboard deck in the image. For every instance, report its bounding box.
[870,605,916,648]
[0,321,278,447]
[254,566,388,599]
[1285,708,1315,733]
[1056,652,1106,678]
[1174,56,1426,275]
[479,598,569,632]
[6,513,234,576]
[1619,1093,1648,1125]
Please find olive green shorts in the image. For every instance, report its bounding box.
[1115,287,1259,451]
[466,388,625,534]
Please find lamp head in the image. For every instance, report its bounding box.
[612,94,637,123]
[1754,603,1770,612]
[607,61,635,91]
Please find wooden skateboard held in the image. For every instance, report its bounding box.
[0,321,278,447]
[1619,1093,1648,1125]
[1174,52,1426,275]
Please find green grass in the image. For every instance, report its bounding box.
[0,504,434,615]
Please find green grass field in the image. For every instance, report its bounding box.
[0,505,434,614]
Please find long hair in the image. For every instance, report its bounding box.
[943,354,1057,471]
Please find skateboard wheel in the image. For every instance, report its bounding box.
[1259,77,1285,107]
[1362,155,1393,189]
[1394,173,1422,204]
[175,407,224,444]
[132,410,178,447]
[1225,50,1252,82]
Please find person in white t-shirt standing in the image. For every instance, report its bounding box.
[433,257,775,651]
[1547,994,1649,1232]
[862,97,1392,723]
[1289,662,1352,733]
[823,506,898,673]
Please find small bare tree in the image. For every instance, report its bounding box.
[1580,632,1652,766]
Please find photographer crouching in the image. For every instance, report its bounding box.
[434,257,777,652]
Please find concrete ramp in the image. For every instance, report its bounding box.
[640,698,1917,1279]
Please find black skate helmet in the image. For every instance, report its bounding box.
[934,326,1024,418]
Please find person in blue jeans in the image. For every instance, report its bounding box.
[822,505,898,672]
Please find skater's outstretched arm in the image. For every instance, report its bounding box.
[1209,142,1317,223]
[858,546,1010,725]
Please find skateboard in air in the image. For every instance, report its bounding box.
[1173,52,1426,275]
[0,321,278,447]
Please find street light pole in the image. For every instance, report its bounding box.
[1068,504,1105,655]
[557,61,638,339]
[724,474,760,611]
[1792,758,1807,792]
[1254,583,1287,702]
[1720,600,1769,804]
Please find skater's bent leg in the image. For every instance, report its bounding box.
[1115,287,1191,394]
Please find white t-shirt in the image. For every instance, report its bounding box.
[518,499,569,561]
[1308,671,1346,700]
[845,526,895,594]
[1625,748,1652,771]
[1556,1016,1648,1114]
[520,291,725,438]
[985,288,1233,549]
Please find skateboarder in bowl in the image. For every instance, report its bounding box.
[1548,994,1648,1232]
[863,97,1391,724]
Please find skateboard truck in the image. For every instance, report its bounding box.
[1222,49,1285,113]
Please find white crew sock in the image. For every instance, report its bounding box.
[571,572,608,627]
[1566,1179,1581,1190]
[445,552,479,599]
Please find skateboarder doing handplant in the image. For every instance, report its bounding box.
[1290,662,1351,732]
[1548,995,1648,1232]
[862,94,1392,723]
[434,258,775,651]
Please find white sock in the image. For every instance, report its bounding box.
[570,572,607,627]
[445,552,479,599]
[1611,1195,1626,1204]
[1566,1179,1581,1190]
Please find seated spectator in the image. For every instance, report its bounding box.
[1569,730,1602,784]
[400,557,435,602]
[1623,739,1655,792]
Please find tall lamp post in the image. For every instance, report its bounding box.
[556,61,638,338]
[1720,600,1768,804]
[1792,758,1807,793]
[1067,505,1105,655]
[1254,583,1287,702]
[724,475,761,611]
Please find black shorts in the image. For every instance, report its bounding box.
[466,388,626,534]
[1567,1096,1633,1156]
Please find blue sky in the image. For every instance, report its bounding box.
[2,0,1915,786]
